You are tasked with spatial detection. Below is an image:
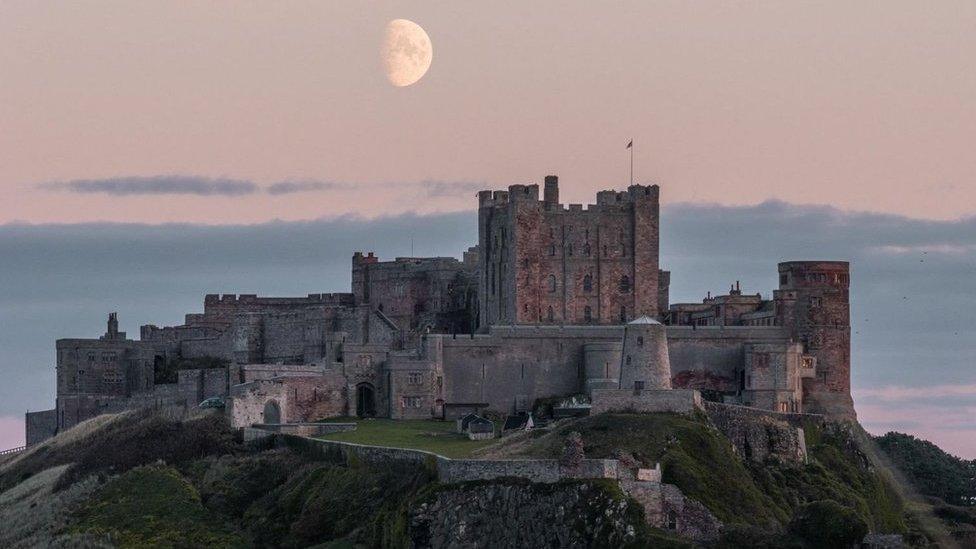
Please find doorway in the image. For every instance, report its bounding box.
[356,383,376,417]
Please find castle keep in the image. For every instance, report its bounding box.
[26,176,854,444]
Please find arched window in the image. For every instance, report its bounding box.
[549,244,556,256]
[547,306,554,322]
[584,306,592,323]
[619,275,631,293]
[548,274,557,293]
[583,274,593,292]
[620,306,627,322]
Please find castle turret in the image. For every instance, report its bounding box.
[618,316,672,391]
[774,261,854,419]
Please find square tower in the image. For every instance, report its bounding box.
[477,175,661,327]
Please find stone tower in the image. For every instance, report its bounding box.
[774,261,854,419]
[618,316,672,391]
[477,175,661,328]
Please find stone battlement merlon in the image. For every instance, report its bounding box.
[477,176,660,213]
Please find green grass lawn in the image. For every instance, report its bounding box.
[316,418,496,458]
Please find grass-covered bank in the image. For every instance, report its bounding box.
[316,418,497,458]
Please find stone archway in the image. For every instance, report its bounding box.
[356,383,376,418]
[263,400,281,424]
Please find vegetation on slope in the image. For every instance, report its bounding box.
[70,465,243,547]
[874,431,976,507]
[0,408,239,493]
[874,431,976,543]
[505,412,907,543]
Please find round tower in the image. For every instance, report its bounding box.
[618,316,672,391]
[774,261,853,418]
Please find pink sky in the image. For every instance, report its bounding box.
[2,1,975,224]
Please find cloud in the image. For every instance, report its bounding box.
[856,384,976,401]
[39,175,259,196]
[417,180,486,198]
[266,181,343,195]
[1,201,974,456]
[38,176,347,197]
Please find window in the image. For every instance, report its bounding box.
[634,380,645,395]
[583,243,591,256]
[567,244,573,256]
[637,336,644,346]
[548,274,557,293]
[583,274,593,292]
[584,306,592,323]
[402,396,423,408]
[810,297,823,308]
[667,510,678,530]
[619,306,627,322]
[87,352,96,362]
[549,244,556,256]
[407,372,423,385]
[626,355,632,365]
[603,245,608,257]
[102,369,122,383]
[547,306,554,322]
[780,273,788,285]
[619,276,631,293]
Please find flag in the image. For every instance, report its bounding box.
[626,140,633,149]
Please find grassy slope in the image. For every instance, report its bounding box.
[317,418,496,458]
[1,408,925,547]
[71,465,243,548]
[503,412,906,535]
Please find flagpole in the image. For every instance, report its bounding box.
[630,139,634,186]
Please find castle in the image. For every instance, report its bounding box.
[25,176,854,445]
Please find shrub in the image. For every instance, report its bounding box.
[789,500,869,548]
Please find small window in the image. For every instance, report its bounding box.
[810,297,823,308]
[548,274,557,293]
[780,273,788,285]
[619,306,627,322]
[637,336,644,346]
[567,244,573,256]
[583,274,593,293]
[626,355,632,365]
[584,306,592,323]
[549,245,556,256]
[407,372,423,385]
[583,243,591,256]
[619,276,631,293]
[402,396,423,408]
[547,306,554,322]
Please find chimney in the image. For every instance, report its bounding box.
[544,175,559,206]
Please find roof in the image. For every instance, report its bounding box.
[628,315,661,325]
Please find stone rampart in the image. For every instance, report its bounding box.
[251,422,356,437]
[590,389,702,414]
[704,401,822,463]
[438,458,618,484]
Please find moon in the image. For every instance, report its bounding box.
[382,19,432,87]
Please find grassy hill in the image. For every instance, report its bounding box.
[0,407,965,547]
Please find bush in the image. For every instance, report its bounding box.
[789,500,869,548]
